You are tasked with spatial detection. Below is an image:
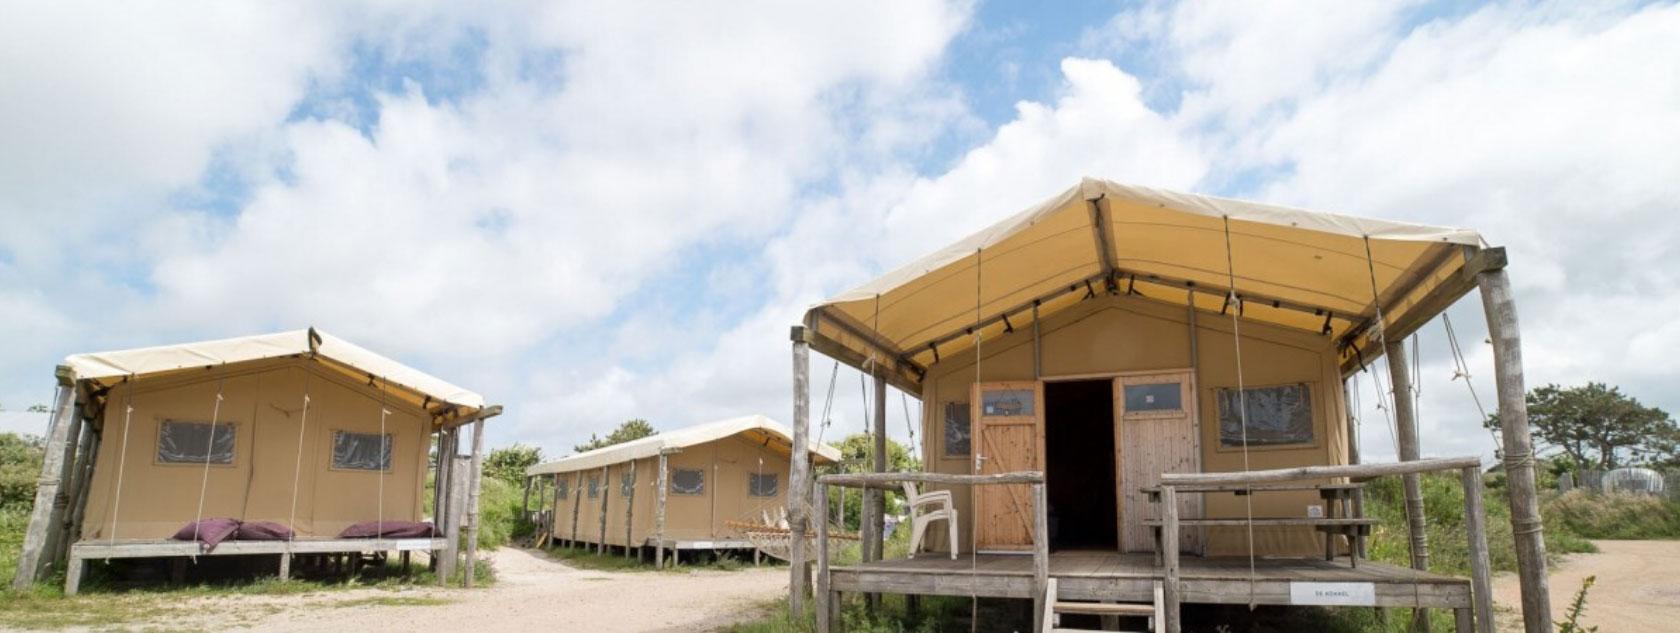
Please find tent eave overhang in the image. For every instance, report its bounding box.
[800,177,1506,390]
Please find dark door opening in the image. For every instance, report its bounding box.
[1044,379,1118,551]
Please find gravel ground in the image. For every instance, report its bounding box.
[1492,539,1680,632]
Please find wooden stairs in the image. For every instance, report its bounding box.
[1041,577,1163,633]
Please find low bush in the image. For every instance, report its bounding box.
[1544,489,1680,540]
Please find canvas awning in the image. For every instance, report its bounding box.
[62,328,490,423]
[527,414,841,476]
[804,177,1503,390]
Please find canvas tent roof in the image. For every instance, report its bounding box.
[527,414,841,476]
[61,328,488,419]
[803,177,1502,391]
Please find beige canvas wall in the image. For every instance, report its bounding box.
[80,359,430,541]
[918,292,1348,557]
[546,435,795,547]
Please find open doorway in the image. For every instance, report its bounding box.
[1044,379,1118,551]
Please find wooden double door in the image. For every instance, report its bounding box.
[973,371,1201,553]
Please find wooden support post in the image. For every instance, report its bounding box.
[597,465,610,554]
[1386,340,1431,632]
[51,421,96,573]
[464,418,487,588]
[64,429,99,563]
[815,484,833,633]
[624,459,636,559]
[13,378,77,589]
[656,453,669,569]
[1478,268,1551,633]
[788,331,813,615]
[522,475,532,520]
[279,545,292,581]
[1455,608,1474,633]
[441,454,468,585]
[63,551,84,596]
[870,371,887,562]
[433,428,454,575]
[1461,467,1495,633]
[571,472,582,548]
[1031,483,1050,633]
[1160,485,1181,633]
[1343,379,1361,465]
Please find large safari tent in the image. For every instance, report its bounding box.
[526,415,839,566]
[12,329,502,594]
[785,178,1552,633]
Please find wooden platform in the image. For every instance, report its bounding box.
[64,537,446,595]
[828,550,1470,609]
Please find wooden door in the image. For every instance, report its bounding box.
[971,381,1045,552]
[1115,371,1202,553]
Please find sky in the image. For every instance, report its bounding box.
[1,1,1676,467]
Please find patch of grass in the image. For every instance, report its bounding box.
[1543,490,1680,540]
[330,595,452,608]
[1360,472,1596,578]
[724,593,981,633]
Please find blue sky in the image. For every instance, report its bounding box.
[2,1,1677,467]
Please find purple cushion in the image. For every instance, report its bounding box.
[337,520,439,539]
[171,518,241,552]
[235,521,295,541]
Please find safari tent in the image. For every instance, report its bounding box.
[12,329,502,594]
[786,178,1553,633]
[526,415,839,566]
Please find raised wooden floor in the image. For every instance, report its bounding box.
[829,550,1469,609]
[64,537,446,595]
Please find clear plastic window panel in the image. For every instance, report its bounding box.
[555,479,569,499]
[588,475,601,498]
[331,431,392,471]
[1123,383,1183,413]
[671,468,705,495]
[1217,383,1314,447]
[944,402,971,456]
[981,389,1034,416]
[620,471,635,496]
[157,421,236,464]
[748,473,778,497]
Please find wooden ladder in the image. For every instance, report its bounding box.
[1040,577,1163,633]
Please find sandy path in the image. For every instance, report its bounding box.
[1492,540,1680,632]
[200,548,786,632]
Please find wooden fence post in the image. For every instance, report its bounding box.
[1161,485,1181,633]
[1032,483,1050,633]
[815,483,832,633]
[1461,467,1494,633]
[1478,267,1552,633]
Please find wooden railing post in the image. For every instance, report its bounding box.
[815,483,833,633]
[1161,484,1182,633]
[1461,467,1494,633]
[1032,483,1050,633]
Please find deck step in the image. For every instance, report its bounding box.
[1051,601,1157,616]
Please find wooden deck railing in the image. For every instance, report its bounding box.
[1154,456,1494,633]
[814,471,1049,633]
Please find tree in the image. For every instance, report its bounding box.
[26,404,48,413]
[823,433,922,529]
[573,419,656,453]
[484,443,543,484]
[1486,383,1678,472]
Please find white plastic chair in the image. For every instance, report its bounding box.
[902,482,958,559]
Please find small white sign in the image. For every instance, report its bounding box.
[1290,582,1376,606]
[1307,504,1325,518]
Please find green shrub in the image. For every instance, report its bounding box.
[1544,490,1680,540]
[0,433,44,511]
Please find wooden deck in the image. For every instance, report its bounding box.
[829,551,1471,609]
[64,537,446,595]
